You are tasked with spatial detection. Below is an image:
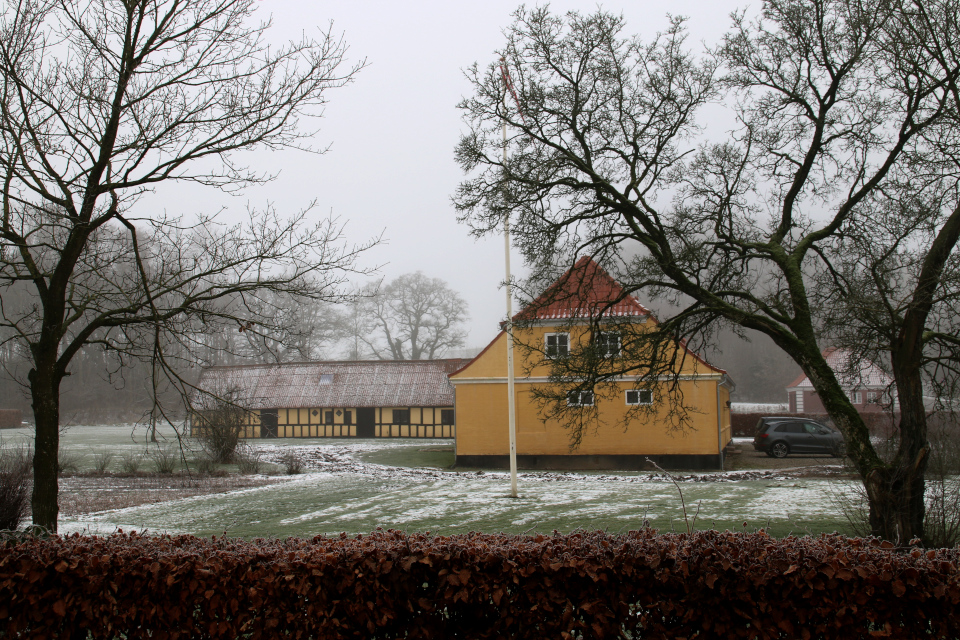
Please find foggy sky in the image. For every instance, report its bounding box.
[142,0,746,353]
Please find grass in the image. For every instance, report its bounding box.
[358,443,454,469]
[56,466,858,539]
[2,424,864,540]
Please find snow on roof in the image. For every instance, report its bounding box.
[451,257,725,376]
[786,347,892,390]
[196,359,465,409]
[513,256,651,321]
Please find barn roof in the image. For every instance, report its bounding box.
[786,348,892,390]
[513,256,651,321]
[195,359,465,409]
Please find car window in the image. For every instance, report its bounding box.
[775,423,803,433]
[803,422,829,435]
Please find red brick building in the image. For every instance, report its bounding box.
[786,348,894,414]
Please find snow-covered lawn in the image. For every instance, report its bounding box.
[4,424,863,539]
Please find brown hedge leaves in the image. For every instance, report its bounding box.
[0,529,957,639]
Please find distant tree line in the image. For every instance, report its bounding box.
[0,271,472,422]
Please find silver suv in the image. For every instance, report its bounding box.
[752,417,846,458]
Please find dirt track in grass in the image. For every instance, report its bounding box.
[58,474,291,516]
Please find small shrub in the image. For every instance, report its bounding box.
[119,451,144,474]
[151,447,178,474]
[195,395,249,464]
[923,421,960,547]
[92,449,114,475]
[236,445,264,474]
[56,449,81,475]
[0,447,31,531]
[191,455,217,475]
[279,450,305,475]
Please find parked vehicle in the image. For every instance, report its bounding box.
[752,417,845,458]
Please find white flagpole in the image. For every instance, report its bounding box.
[503,120,519,499]
[500,57,519,498]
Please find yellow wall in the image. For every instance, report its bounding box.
[193,405,456,439]
[451,322,730,457]
[373,406,455,438]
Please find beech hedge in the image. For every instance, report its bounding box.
[0,529,958,639]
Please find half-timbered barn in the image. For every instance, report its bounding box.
[449,257,734,470]
[192,359,464,439]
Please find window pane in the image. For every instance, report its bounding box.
[546,333,569,358]
[567,390,593,406]
[598,332,621,357]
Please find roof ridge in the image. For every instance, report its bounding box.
[203,358,467,371]
[513,256,651,322]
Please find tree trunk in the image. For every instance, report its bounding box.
[870,346,931,545]
[864,452,927,545]
[800,350,928,543]
[29,365,62,532]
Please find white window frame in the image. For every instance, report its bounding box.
[545,332,569,358]
[866,391,879,404]
[596,332,622,358]
[567,390,595,406]
[850,391,863,405]
[625,389,653,405]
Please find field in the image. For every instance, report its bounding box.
[0,424,866,539]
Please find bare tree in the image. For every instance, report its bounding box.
[192,291,348,365]
[454,1,960,544]
[357,272,468,360]
[0,0,370,531]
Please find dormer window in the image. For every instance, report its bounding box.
[596,332,621,357]
[545,332,569,358]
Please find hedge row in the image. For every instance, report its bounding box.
[1,530,958,639]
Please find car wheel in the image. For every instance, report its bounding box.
[770,441,789,458]
[833,442,846,458]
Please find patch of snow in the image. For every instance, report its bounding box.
[731,402,788,413]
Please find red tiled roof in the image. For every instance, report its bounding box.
[786,348,892,389]
[513,256,651,321]
[451,257,725,376]
[196,359,465,409]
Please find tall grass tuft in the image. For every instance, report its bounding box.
[279,451,305,475]
[56,449,81,475]
[236,444,264,474]
[92,449,114,475]
[0,447,31,531]
[119,451,145,474]
[151,447,179,474]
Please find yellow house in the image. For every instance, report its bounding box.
[450,257,733,470]
[192,360,464,439]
